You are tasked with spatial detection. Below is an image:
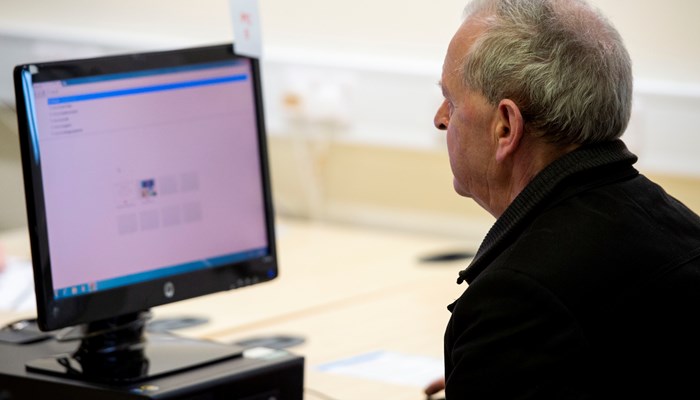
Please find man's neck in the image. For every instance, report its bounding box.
[494,138,580,218]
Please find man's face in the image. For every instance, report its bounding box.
[434,19,498,210]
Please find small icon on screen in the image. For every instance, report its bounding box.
[141,179,157,198]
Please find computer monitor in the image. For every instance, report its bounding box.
[13,44,277,382]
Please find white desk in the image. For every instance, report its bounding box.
[0,217,490,399]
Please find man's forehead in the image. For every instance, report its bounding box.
[442,18,484,86]
[454,17,487,56]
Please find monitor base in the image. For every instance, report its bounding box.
[25,311,243,384]
[26,331,244,384]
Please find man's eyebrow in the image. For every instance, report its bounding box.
[438,80,449,97]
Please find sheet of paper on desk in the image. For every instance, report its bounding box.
[316,350,443,387]
[0,258,36,313]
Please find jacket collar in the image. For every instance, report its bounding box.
[457,140,638,284]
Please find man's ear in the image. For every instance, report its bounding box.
[494,99,524,162]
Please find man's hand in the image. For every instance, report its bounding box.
[424,377,445,398]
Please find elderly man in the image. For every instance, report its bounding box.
[429,0,700,398]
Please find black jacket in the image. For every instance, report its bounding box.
[445,140,700,399]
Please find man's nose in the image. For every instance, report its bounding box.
[434,102,448,131]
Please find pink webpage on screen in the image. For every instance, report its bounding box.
[31,60,268,292]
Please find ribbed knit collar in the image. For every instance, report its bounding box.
[457,139,638,284]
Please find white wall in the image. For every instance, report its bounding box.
[2,0,698,83]
[1,0,699,177]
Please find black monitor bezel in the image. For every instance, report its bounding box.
[13,44,277,332]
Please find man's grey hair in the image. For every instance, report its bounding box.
[462,0,632,145]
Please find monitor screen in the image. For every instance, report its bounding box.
[14,44,277,333]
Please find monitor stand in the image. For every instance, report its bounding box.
[25,310,244,383]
